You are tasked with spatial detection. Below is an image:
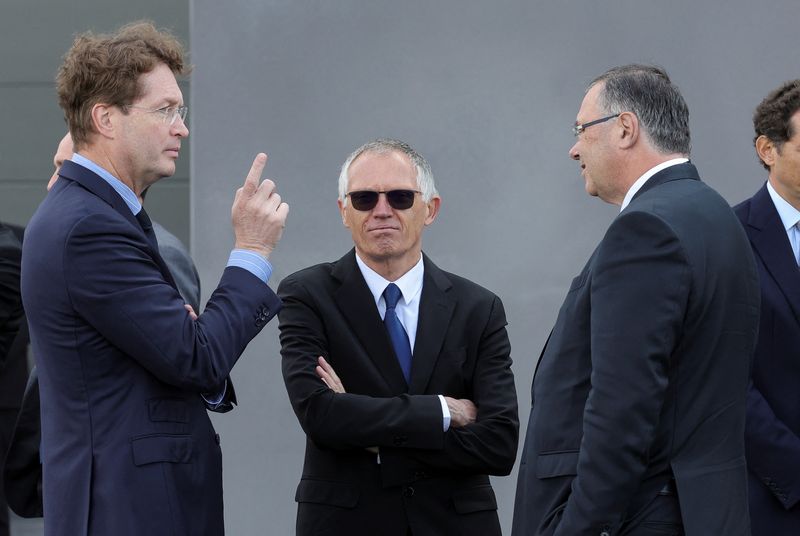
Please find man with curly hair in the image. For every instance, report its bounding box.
[735,80,800,535]
[21,22,288,535]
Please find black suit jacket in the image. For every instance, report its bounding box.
[512,163,761,536]
[0,223,22,366]
[735,184,800,534]
[0,224,28,412]
[278,251,518,536]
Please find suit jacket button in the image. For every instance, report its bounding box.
[403,486,415,498]
[215,433,221,445]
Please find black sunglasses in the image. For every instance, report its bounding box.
[346,189,421,211]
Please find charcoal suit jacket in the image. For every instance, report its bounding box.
[512,163,761,536]
[21,160,281,535]
[735,184,800,535]
[278,250,518,536]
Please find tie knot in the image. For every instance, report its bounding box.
[383,283,403,309]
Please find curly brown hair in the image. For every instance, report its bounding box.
[56,20,190,149]
[753,80,800,170]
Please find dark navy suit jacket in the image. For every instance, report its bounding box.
[20,160,280,535]
[512,163,761,536]
[736,184,800,535]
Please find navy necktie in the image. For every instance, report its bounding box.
[135,208,159,252]
[383,283,412,383]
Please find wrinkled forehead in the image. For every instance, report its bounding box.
[348,150,418,187]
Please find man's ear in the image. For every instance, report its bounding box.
[424,196,441,225]
[337,198,349,228]
[90,103,116,140]
[617,111,638,149]
[755,135,776,169]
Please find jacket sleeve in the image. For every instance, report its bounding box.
[278,274,444,451]
[555,211,691,536]
[745,380,800,508]
[63,212,281,392]
[279,273,518,479]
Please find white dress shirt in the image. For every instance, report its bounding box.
[620,158,689,211]
[767,180,800,265]
[355,253,451,430]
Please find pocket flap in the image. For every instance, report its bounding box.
[131,434,193,466]
[452,485,497,514]
[536,450,579,478]
[295,479,359,508]
[148,398,189,423]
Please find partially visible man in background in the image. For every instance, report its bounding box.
[21,21,288,535]
[0,221,24,536]
[735,79,800,535]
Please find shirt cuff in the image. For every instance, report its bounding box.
[438,395,451,432]
[202,380,227,407]
[227,249,273,284]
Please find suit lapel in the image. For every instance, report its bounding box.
[746,184,800,324]
[409,255,455,394]
[58,161,179,291]
[332,251,408,393]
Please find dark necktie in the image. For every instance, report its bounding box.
[383,283,412,383]
[135,208,159,252]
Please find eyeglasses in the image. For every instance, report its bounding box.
[346,190,421,211]
[124,104,188,126]
[572,113,620,136]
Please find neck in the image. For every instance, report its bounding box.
[357,249,421,281]
[611,151,686,205]
[79,145,144,203]
[769,176,800,212]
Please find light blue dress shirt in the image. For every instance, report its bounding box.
[767,180,800,265]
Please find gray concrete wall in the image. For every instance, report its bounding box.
[192,1,799,534]
[0,0,191,245]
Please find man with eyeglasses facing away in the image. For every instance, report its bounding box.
[21,21,288,535]
[512,65,760,536]
[278,138,518,536]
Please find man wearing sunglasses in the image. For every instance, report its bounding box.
[278,138,518,536]
[513,65,760,535]
[21,22,287,536]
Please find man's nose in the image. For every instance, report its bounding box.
[172,116,189,138]
[568,142,580,161]
[372,193,393,216]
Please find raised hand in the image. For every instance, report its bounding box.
[231,153,290,259]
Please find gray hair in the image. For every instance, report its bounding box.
[590,64,691,156]
[338,138,438,204]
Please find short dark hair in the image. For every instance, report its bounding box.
[590,64,691,156]
[56,20,189,149]
[753,80,800,170]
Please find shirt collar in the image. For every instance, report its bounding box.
[767,180,800,231]
[70,153,142,215]
[620,157,689,211]
[355,253,424,307]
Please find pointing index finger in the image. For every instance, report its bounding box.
[243,152,268,193]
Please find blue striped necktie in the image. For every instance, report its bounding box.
[383,283,412,382]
